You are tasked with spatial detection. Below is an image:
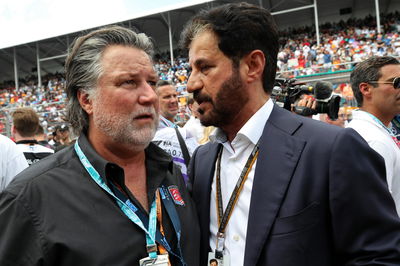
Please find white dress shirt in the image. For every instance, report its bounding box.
[209,99,274,266]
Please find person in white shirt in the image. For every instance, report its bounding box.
[153,81,198,185]
[0,134,28,191]
[347,56,400,215]
[12,108,54,166]
[156,80,180,129]
[184,98,205,143]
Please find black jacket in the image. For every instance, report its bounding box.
[0,134,200,266]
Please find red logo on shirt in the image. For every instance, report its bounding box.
[168,186,185,206]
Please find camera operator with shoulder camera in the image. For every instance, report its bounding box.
[272,78,341,120]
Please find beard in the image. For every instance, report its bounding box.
[92,99,159,148]
[194,67,248,128]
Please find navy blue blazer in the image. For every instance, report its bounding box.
[189,105,400,266]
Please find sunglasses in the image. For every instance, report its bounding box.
[368,77,400,89]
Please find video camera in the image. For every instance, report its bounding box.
[271,78,341,120]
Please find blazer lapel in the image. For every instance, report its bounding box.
[244,107,306,266]
[192,142,221,264]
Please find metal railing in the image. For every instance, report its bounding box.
[0,100,66,137]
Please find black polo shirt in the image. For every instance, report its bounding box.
[0,133,200,266]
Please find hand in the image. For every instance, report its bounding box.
[297,95,316,110]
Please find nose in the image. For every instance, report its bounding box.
[187,71,202,93]
[170,95,178,104]
[138,82,158,105]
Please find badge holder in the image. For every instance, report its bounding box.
[207,232,230,266]
[139,254,169,266]
[207,252,230,266]
[139,244,170,266]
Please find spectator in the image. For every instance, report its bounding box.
[34,124,54,150]
[183,98,206,143]
[155,80,179,128]
[53,124,72,152]
[320,107,347,127]
[0,134,28,191]
[11,107,54,166]
[153,81,198,185]
[347,56,400,215]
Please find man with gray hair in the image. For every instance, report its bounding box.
[153,80,198,186]
[347,56,400,215]
[0,26,199,266]
[155,80,180,128]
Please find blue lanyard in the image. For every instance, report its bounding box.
[74,141,158,258]
[360,110,395,136]
[160,116,177,128]
[74,141,186,265]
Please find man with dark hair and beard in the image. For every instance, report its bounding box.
[181,2,400,266]
[0,26,200,266]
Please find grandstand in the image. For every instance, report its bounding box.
[0,0,399,136]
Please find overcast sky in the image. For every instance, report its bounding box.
[0,0,212,49]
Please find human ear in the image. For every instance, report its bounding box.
[77,89,94,115]
[242,50,265,83]
[359,82,372,98]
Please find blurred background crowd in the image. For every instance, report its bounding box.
[0,11,399,138]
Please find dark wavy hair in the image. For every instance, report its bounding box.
[180,2,279,93]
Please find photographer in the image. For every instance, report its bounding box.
[292,93,317,118]
[273,79,341,120]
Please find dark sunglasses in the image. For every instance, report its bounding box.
[368,77,400,89]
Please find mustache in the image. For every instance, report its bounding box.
[193,91,213,104]
[132,107,158,118]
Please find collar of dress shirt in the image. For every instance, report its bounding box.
[209,98,274,146]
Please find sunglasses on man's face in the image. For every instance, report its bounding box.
[368,77,400,89]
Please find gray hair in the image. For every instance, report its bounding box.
[65,25,154,135]
[350,56,399,107]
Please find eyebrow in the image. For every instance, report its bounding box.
[116,72,157,80]
[192,58,209,67]
[388,77,398,81]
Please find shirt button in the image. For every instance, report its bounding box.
[233,235,240,242]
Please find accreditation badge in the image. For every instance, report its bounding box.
[207,251,230,266]
[139,254,169,266]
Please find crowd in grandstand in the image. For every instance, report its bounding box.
[277,11,400,76]
[1,4,400,265]
[0,12,399,135]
